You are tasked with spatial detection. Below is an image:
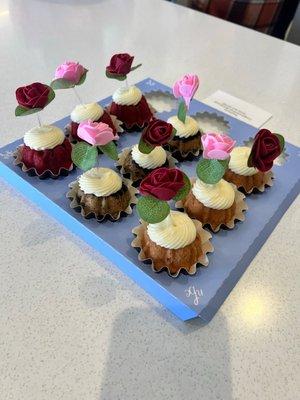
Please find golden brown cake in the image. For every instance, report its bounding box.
[167,116,202,157]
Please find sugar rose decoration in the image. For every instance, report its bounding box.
[248,129,285,172]
[202,133,236,160]
[51,61,88,89]
[15,82,55,116]
[197,133,236,184]
[140,168,185,201]
[173,74,199,108]
[106,53,142,80]
[78,120,118,146]
[139,119,175,154]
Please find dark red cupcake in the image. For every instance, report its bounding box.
[69,103,119,141]
[109,86,153,131]
[16,125,73,177]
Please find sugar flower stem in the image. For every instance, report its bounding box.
[73,87,85,106]
[125,77,129,88]
[36,112,42,127]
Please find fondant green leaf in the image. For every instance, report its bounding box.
[137,196,170,224]
[105,70,127,81]
[46,86,56,106]
[71,142,98,171]
[196,159,226,184]
[15,105,42,117]
[50,78,75,90]
[130,63,142,72]
[247,151,253,168]
[98,141,118,160]
[275,133,285,152]
[77,69,88,86]
[177,100,186,123]
[138,138,154,154]
[173,172,191,201]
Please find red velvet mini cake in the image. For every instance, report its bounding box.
[17,125,73,176]
[109,86,153,131]
[69,103,119,142]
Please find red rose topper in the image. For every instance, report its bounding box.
[16,82,51,109]
[106,53,142,79]
[139,119,174,152]
[140,168,185,201]
[248,129,284,172]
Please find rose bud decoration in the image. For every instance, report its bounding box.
[137,167,191,224]
[202,133,236,160]
[139,167,185,201]
[72,122,119,171]
[173,74,199,108]
[197,133,236,184]
[51,61,88,89]
[15,82,55,116]
[77,120,118,146]
[138,119,175,154]
[106,53,142,80]
[248,129,285,172]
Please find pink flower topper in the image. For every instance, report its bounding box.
[77,120,118,146]
[51,61,88,91]
[173,74,199,109]
[202,133,236,160]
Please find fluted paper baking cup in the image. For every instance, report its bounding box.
[176,178,248,233]
[67,176,138,222]
[13,146,74,180]
[131,218,213,278]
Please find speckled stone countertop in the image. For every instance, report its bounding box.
[0,0,299,399]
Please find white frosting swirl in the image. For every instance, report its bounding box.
[131,144,167,169]
[229,146,258,176]
[24,125,65,150]
[78,167,122,197]
[71,103,104,123]
[167,116,199,138]
[147,211,197,250]
[192,178,235,210]
[112,86,142,106]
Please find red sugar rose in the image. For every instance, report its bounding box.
[16,82,50,109]
[106,53,134,76]
[139,168,185,201]
[249,129,282,172]
[141,119,173,146]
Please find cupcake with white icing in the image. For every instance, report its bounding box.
[167,115,202,158]
[178,133,247,232]
[167,74,202,158]
[132,168,213,277]
[67,167,137,221]
[117,119,176,183]
[68,102,121,142]
[15,125,73,178]
[224,129,285,193]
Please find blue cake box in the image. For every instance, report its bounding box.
[1,78,299,322]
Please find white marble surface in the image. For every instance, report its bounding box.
[0,0,299,399]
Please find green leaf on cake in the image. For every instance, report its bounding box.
[105,71,127,81]
[137,196,170,224]
[138,138,154,154]
[173,172,191,201]
[51,78,75,90]
[98,141,118,161]
[247,151,253,168]
[71,142,98,171]
[275,133,285,152]
[196,158,227,184]
[130,63,142,72]
[46,86,56,105]
[177,100,187,123]
[77,69,88,86]
[15,105,42,117]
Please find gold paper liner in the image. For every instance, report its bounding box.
[224,169,273,194]
[167,130,203,159]
[13,146,74,179]
[176,178,248,233]
[116,147,177,181]
[131,218,214,278]
[67,176,138,222]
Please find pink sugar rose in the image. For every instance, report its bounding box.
[173,74,199,108]
[54,61,85,84]
[202,133,236,160]
[77,120,118,146]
